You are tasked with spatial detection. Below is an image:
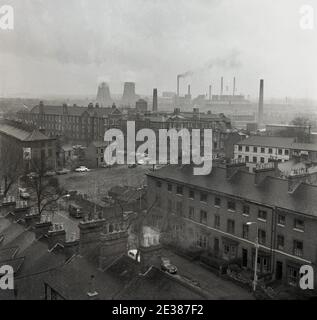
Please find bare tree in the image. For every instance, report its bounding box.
[0,140,23,197]
[27,157,65,217]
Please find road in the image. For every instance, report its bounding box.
[161,249,254,300]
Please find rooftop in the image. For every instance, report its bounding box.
[237,136,317,152]
[147,164,317,218]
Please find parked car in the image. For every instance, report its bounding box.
[127,249,140,263]
[75,166,90,173]
[68,203,83,219]
[56,168,70,175]
[101,163,113,169]
[128,164,137,169]
[27,172,39,179]
[44,171,56,177]
[161,258,178,274]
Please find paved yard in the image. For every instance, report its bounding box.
[57,165,152,200]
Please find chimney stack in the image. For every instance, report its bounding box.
[258,79,264,128]
[221,77,224,96]
[209,85,212,101]
[233,77,236,96]
[188,85,191,96]
[177,75,181,97]
[153,88,158,112]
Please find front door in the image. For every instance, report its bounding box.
[242,249,248,268]
[276,261,283,280]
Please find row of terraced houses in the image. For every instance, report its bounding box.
[146,160,317,287]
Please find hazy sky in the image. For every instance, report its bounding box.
[0,0,317,99]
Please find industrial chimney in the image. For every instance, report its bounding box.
[258,79,264,128]
[177,75,181,97]
[153,88,158,112]
[233,77,236,96]
[209,85,212,101]
[221,77,224,96]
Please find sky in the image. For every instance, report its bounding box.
[0,0,317,100]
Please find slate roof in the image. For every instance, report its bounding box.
[0,124,53,142]
[147,164,317,218]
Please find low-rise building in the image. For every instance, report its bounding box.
[234,136,317,164]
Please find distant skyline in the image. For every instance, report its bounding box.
[0,0,317,100]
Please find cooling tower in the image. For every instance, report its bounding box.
[96,82,113,108]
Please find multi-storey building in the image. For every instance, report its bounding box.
[15,102,123,146]
[234,136,317,164]
[146,161,317,287]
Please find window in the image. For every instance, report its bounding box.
[168,184,172,192]
[189,190,195,200]
[176,201,183,216]
[253,147,258,153]
[253,157,257,163]
[243,205,250,216]
[156,181,162,188]
[238,146,243,151]
[246,146,250,152]
[278,149,283,155]
[258,210,267,221]
[214,197,221,207]
[200,193,208,203]
[189,207,195,220]
[258,229,266,245]
[277,235,285,250]
[200,210,207,225]
[285,150,289,156]
[227,219,235,234]
[268,148,273,154]
[242,224,249,239]
[167,199,173,213]
[261,147,265,153]
[156,195,161,208]
[196,234,208,249]
[260,157,265,163]
[294,219,304,232]
[176,186,183,195]
[214,215,220,229]
[245,156,249,162]
[227,200,236,211]
[293,240,303,257]
[287,266,299,287]
[277,214,286,226]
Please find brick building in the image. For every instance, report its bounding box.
[146,161,317,287]
[15,102,123,146]
[0,120,57,171]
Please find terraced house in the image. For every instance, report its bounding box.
[146,161,317,287]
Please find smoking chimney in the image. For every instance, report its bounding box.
[221,77,224,96]
[233,77,236,96]
[177,75,181,97]
[153,88,158,112]
[258,79,264,128]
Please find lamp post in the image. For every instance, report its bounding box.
[247,221,259,292]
